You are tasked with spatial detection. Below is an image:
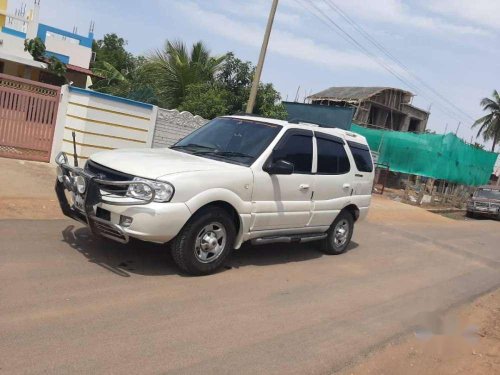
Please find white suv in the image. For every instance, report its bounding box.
[55,115,374,275]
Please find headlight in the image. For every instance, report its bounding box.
[126,177,174,202]
[75,175,86,194]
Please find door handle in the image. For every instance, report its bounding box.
[343,183,351,189]
[299,184,310,190]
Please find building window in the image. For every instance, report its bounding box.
[317,137,350,175]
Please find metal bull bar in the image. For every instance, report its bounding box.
[54,152,156,243]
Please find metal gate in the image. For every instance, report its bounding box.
[0,73,60,162]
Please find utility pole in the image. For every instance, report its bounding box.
[246,0,279,114]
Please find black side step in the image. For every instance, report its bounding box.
[251,233,327,245]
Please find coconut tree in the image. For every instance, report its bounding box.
[473,90,500,152]
[148,40,226,108]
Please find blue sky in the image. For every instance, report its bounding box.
[10,0,500,150]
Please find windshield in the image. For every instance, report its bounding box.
[474,188,500,200]
[171,117,282,166]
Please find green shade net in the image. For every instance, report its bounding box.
[351,124,498,186]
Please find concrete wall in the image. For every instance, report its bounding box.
[152,108,208,148]
[51,88,210,164]
[51,86,157,164]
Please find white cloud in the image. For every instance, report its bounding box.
[172,1,386,73]
[289,0,491,37]
[201,0,301,27]
[421,0,500,31]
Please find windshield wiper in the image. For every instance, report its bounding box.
[171,143,215,151]
[192,150,253,159]
[212,151,253,159]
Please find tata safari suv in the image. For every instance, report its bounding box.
[466,185,500,219]
[55,115,375,275]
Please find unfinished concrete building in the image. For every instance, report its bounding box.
[308,87,429,132]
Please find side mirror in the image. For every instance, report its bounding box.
[264,159,294,175]
[470,193,473,198]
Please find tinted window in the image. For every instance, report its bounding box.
[317,138,350,174]
[273,134,313,173]
[348,141,373,172]
[172,117,281,166]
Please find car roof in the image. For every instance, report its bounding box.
[225,115,369,146]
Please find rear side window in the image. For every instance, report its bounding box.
[316,137,350,175]
[273,134,313,173]
[348,141,373,172]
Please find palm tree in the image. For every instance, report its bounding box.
[148,40,226,108]
[473,90,500,152]
[91,61,127,89]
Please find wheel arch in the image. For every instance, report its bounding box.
[191,200,241,235]
[341,204,360,222]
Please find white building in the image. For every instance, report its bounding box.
[0,0,95,87]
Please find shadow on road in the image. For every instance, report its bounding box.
[61,225,359,277]
[62,225,175,277]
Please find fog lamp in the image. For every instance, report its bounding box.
[120,215,133,227]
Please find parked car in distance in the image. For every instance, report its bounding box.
[55,115,375,275]
[466,185,500,219]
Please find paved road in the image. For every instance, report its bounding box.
[1,208,499,374]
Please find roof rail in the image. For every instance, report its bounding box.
[288,118,329,127]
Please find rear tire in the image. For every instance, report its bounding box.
[171,207,235,276]
[466,211,474,218]
[319,210,354,255]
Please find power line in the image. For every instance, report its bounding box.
[292,0,470,125]
[324,0,475,123]
[299,0,468,123]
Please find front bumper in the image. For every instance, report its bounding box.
[55,153,191,244]
[467,201,500,217]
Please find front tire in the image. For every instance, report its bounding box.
[319,210,354,255]
[171,207,235,275]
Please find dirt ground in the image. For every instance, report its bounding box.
[0,157,62,219]
[340,289,500,375]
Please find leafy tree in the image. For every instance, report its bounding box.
[253,83,287,119]
[92,33,136,74]
[91,61,127,90]
[24,37,45,61]
[91,58,159,105]
[24,37,66,84]
[473,90,500,152]
[214,53,287,119]
[147,40,226,108]
[178,82,229,119]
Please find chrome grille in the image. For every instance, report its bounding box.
[84,160,134,196]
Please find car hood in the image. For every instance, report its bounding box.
[89,148,247,180]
